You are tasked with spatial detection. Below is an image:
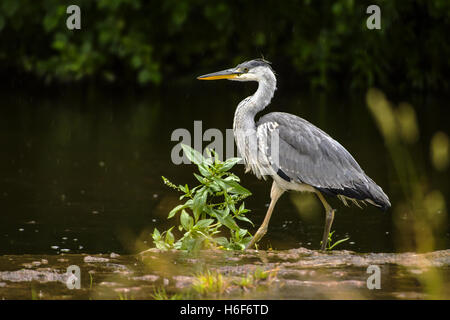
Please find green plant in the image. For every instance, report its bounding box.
[152,144,253,251]
[253,267,271,281]
[235,274,254,288]
[234,267,276,289]
[151,286,186,300]
[117,291,134,300]
[31,284,39,300]
[321,231,350,251]
[191,271,228,296]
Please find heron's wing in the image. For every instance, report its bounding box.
[256,112,390,210]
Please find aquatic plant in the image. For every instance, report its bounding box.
[191,271,228,296]
[191,267,277,297]
[151,286,186,300]
[321,231,350,251]
[117,291,134,300]
[234,267,277,290]
[152,144,253,251]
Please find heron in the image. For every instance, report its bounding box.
[197,59,391,250]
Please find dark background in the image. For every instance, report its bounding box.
[1,0,449,94]
[0,1,448,255]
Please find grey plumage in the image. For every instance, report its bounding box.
[257,112,391,210]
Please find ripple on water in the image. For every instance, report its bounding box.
[0,249,449,299]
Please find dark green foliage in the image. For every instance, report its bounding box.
[1,0,449,92]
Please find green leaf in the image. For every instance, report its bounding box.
[194,219,214,229]
[219,158,241,172]
[214,237,229,247]
[180,237,195,251]
[180,210,193,231]
[181,144,204,165]
[168,203,188,219]
[193,173,205,184]
[237,202,250,215]
[238,228,248,238]
[198,163,210,177]
[165,228,175,245]
[192,188,208,221]
[329,237,350,250]
[223,179,251,195]
[214,211,240,231]
[235,215,254,226]
[224,174,240,182]
[211,176,227,191]
[214,207,230,219]
[228,201,236,214]
[152,228,161,240]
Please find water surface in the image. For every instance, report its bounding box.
[0,85,448,255]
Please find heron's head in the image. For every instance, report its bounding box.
[197,59,274,82]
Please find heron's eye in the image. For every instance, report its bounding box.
[243,67,249,73]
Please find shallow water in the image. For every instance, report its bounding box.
[0,249,449,299]
[0,85,448,299]
[0,86,448,255]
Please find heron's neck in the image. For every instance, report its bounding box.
[233,73,277,131]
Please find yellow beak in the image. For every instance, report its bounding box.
[197,68,242,80]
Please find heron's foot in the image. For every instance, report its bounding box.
[245,227,267,250]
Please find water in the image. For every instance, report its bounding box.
[0,84,448,299]
[1,249,449,299]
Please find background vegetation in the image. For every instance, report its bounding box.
[1,0,449,92]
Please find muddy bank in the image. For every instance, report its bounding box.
[0,248,449,299]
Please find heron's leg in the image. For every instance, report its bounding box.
[316,191,336,251]
[245,181,284,250]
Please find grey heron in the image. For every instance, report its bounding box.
[197,59,391,250]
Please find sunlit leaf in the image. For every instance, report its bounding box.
[180,210,193,230]
[152,228,161,240]
[192,188,208,221]
[235,215,254,226]
[219,158,241,172]
[181,144,204,165]
[165,227,175,245]
[195,219,214,229]
[223,179,251,195]
[168,204,187,219]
